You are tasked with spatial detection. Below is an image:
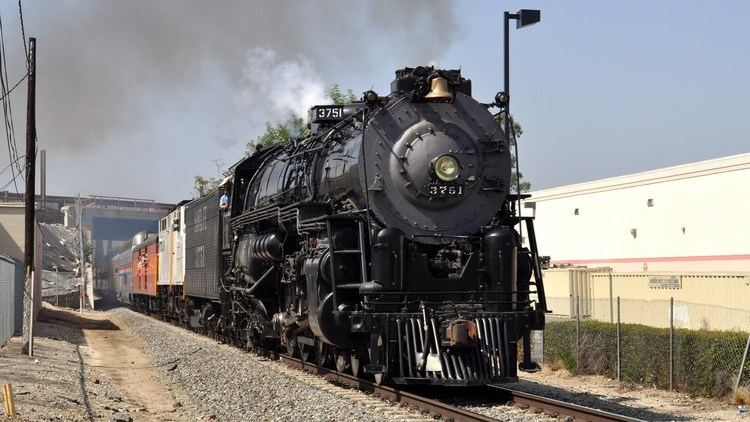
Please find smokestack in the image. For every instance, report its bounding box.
[40,149,46,209]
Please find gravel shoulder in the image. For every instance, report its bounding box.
[107,307,438,422]
[514,366,744,421]
[0,304,192,421]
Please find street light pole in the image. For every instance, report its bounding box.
[503,9,540,374]
[503,9,540,204]
[503,9,541,221]
[504,11,511,151]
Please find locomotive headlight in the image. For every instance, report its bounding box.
[433,155,460,182]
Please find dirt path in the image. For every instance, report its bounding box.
[83,323,183,420]
[0,304,194,421]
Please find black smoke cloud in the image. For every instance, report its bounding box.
[4,1,458,150]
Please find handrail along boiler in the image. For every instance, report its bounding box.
[220,66,546,385]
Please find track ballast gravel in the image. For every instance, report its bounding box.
[109,308,435,422]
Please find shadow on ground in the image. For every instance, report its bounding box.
[502,379,691,421]
[38,306,119,331]
[405,380,689,421]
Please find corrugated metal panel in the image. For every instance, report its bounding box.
[184,192,221,300]
[0,255,23,347]
[562,268,610,318]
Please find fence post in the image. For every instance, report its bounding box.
[616,296,621,382]
[29,270,34,357]
[576,295,581,370]
[609,272,614,323]
[669,297,674,391]
[735,333,750,396]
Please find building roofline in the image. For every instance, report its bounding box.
[528,152,750,201]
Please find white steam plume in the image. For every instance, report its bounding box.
[236,48,331,124]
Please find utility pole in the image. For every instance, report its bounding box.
[77,195,85,312]
[21,37,36,356]
[40,149,46,209]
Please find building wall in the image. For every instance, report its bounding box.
[0,204,25,262]
[542,268,750,331]
[526,153,750,272]
[0,206,43,336]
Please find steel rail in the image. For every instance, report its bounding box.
[279,354,497,422]
[129,307,641,422]
[490,386,643,422]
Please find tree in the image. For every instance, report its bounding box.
[327,84,358,105]
[193,174,221,197]
[194,84,360,197]
[498,113,531,192]
[248,117,309,152]
[244,84,357,155]
[192,159,225,197]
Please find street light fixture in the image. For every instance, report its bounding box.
[514,9,541,29]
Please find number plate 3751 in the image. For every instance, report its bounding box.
[428,184,464,196]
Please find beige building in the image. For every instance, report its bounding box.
[543,268,750,331]
[0,203,25,262]
[0,202,42,320]
[525,153,750,272]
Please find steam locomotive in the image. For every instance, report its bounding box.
[114,66,547,386]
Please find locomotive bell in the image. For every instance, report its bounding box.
[424,76,453,102]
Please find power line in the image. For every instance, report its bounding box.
[17,0,28,69]
[0,9,22,193]
[0,71,25,101]
[0,153,24,178]
[0,167,23,191]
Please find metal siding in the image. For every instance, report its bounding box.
[184,192,221,299]
[158,216,169,286]
[177,206,186,285]
[0,255,22,346]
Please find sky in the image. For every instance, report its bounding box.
[0,0,748,203]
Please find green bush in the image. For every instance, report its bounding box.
[543,320,749,397]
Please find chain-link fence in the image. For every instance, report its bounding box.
[542,296,750,398]
[41,269,80,308]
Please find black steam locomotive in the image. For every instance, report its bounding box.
[204,66,548,386]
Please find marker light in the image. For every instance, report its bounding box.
[433,155,459,182]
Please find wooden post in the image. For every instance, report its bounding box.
[735,333,750,396]
[2,383,15,417]
[669,297,674,390]
[616,296,621,382]
[576,295,581,371]
[21,37,36,356]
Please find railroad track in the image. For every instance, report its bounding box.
[279,354,497,422]
[135,307,642,422]
[278,353,642,422]
[488,386,643,422]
